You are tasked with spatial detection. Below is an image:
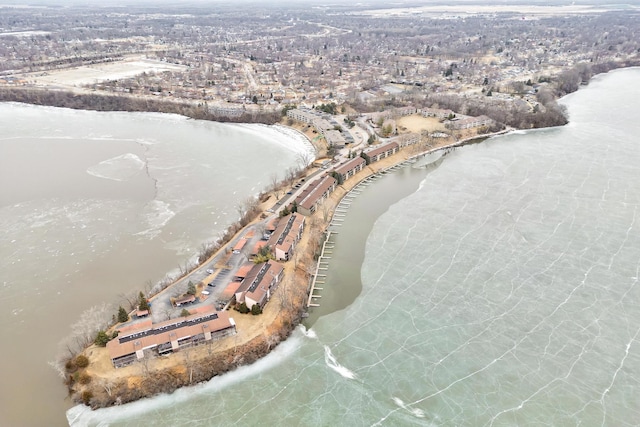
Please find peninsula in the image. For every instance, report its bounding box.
[2,0,639,411]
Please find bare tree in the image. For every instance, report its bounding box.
[70,302,113,348]
[118,292,138,311]
[296,150,315,169]
[270,172,283,198]
[97,378,114,397]
[138,350,155,377]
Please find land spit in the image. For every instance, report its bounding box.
[69,127,510,409]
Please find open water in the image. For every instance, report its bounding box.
[69,67,640,426]
[0,104,313,427]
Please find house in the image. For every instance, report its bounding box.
[334,157,366,182]
[107,308,236,367]
[295,174,337,216]
[235,260,284,309]
[365,142,399,163]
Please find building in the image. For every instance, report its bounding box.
[365,142,399,163]
[173,294,196,307]
[419,107,454,119]
[267,213,305,260]
[235,260,284,309]
[334,157,366,182]
[106,308,236,368]
[397,133,420,147]
[295,174,337,216]
[286,108,319,124]
[445,115,494,130]
[323,129,346,148]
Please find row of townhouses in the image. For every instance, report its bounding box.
[107,307,236,367]
[291,140,408,217]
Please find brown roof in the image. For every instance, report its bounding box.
[266,218,278,232]
[233,238,248,251]
[251,240,267,255]
[221,281,243,301]
[236,260,283,297]
[235,263,254,279]
[108,309,234,360]
[173,294,196,305]
[298,175,336,210]
[243,261,284,306]
[366,142,399,158]
[335,157,366,176]
[117,319,153,336]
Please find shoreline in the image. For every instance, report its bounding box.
[65,62,640,427]
[65,117,513,410]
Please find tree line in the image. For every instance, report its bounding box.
[0,87,282,125]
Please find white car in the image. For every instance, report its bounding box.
[206,269,214,274]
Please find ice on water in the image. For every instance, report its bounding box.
[86,153,146,181]
[65,69,640,426]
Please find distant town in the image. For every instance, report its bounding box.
[1,2,639,130]
[3,0,639,409]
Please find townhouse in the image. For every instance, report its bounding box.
[266,213,305,261]
[333,156,366,182]
[294,175,337,216]
[365,142,400,163]
[106,308,236,368]
[234,260,284,310]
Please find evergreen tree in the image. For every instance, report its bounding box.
[94,330,110,347]
[251,304,263,315]
[187,281,196,295]
[138,291,150,311]
[117,306,129,323]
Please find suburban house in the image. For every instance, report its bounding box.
[106,307,236,368]
[365,141,400,163]
[334,156,366,182]
[294,174,337,216]
[234,260,284,310]
[267,213,305,261]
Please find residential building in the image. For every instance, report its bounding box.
[365,141,399,163]
[286,108,319,124]
[235,260,284,309]
[419,107,454,119]
[334,156,366,182]
[106,307,236,368]
[267,213,305,260]
[295,174,337,216]
[445,115,493,130]
[397,133,420,147]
